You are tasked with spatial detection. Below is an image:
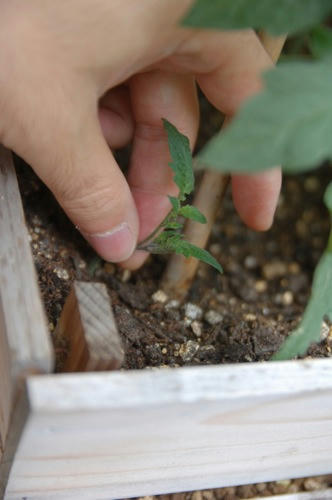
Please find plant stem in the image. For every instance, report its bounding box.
[161,31,287,300]
[136,211,172,251]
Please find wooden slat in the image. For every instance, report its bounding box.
[0,297,11,460]
[58,281,124,372]
[0,146,54,493]
[0,146,54,378]
[5,359,332,499]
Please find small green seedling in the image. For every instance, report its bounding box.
[137,119,222,274]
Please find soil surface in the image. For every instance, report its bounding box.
[15,97,332,498]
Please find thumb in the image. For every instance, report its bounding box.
[9,97,139,263]
[50,116,139,262]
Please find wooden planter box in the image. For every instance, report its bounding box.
[1,147,332,499]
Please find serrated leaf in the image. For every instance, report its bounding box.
[176,240,222,273]
[272,250,332,360]
[179,205,207,224]
[168,195,180,213]
[198,61,332,174]
[309,26,332,60]
[166,237,222,273]
[182,0,332,36]
[163,119,194,199]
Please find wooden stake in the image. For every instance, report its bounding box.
[162,33,287,300]
[57,281,124,372]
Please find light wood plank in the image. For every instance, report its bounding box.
[0,297,11,460]
[0,146,54,378]
[5,359,332,499]
[0,147,54,493]
[58,281,124,372]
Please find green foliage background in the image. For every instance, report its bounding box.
[182,0,332,359]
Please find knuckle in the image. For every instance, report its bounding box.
[56,176,127,223]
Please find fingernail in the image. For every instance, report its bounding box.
[83,223,136,262]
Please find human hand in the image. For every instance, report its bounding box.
[0,0,281,269]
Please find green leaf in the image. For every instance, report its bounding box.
[324,182,332,214]
[198,61,332,174]
[309,26,332,60]
[182,0,332,36]
[163,119,194,199]
[179,205,207,224]
[151,231,222,272]
[168,195,180,213]
[164,221,183,231]
[175,240,223,273]
[272,250,332,360]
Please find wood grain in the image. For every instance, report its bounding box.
[0,146,54,378]
[5,359,332,499]
[58,281,124,372]
[0,146,54,492]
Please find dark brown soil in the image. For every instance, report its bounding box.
[15,98,332,498]
[16,125,332,371]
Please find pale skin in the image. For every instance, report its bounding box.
[0,0,281,269]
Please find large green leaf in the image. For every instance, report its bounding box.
[273,182,332,360]
[182,0,332,36]
[272,250,332,360]
[198,61,332,174]
[163,119,194,200]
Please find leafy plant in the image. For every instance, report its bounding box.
[181,0,332,358]
[272,184,332,360]
[137,119,222,274]
[182,0,332,36]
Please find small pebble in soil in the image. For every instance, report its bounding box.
[262,261,287,280]
[282,291,294,306]
[53,267,69,280]
[179,340,200,362]
[165,299,180,310]
[205,310,223,326]
[244,255,258,269]
[152,289,168,304]
[255,280,267,293]
[244,313,257,322]
[288,262,301,274]
[184,303,203,321]
[191,320,202,337]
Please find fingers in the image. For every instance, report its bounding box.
[122,70,199,269]
[232,169,282,231]
[55,120,139,263]
[175,30,282,228]
[3,82,139,263]
[99,86,134,149]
